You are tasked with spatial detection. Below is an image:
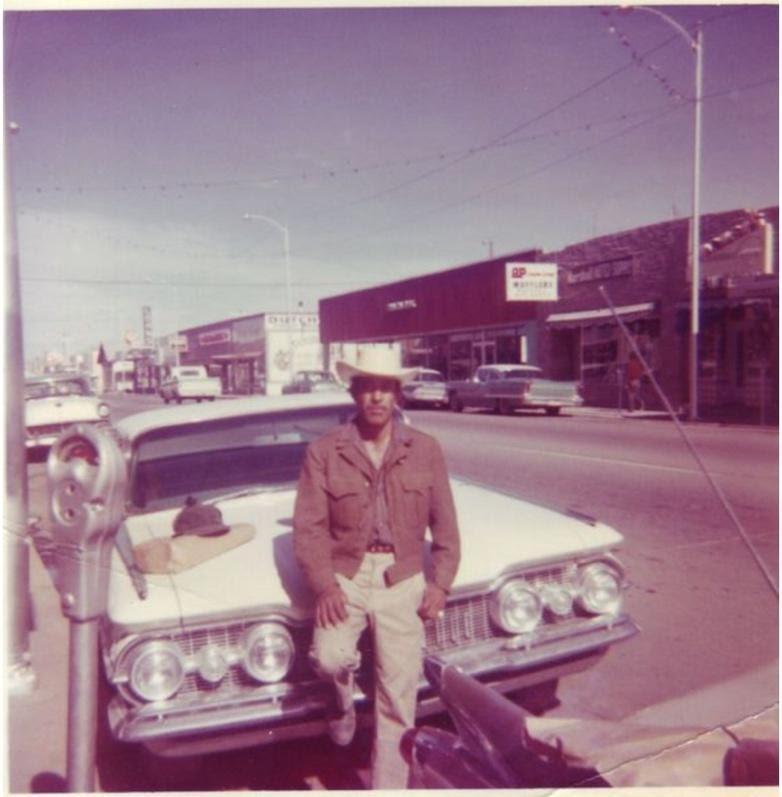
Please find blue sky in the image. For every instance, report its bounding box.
[4,4,778,364]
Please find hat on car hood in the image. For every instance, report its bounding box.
[173,496,233,537]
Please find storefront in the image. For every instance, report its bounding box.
[178,312,324,394]
[319,206,777,420]
[320,250,547,380]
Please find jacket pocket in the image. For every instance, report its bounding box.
[325,478,364,529]
[399,473,431,532]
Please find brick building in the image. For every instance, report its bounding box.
[319,206,778,422]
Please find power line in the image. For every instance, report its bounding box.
[20,275,373,288]
[324,103,685,253]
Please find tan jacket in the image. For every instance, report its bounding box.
[293,422,460,596]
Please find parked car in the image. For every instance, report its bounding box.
[281,369,344,394]
[24,373,110,452]
[159,365,222,404]
[400,368,448,409]
[98,393,637,777]
[448,364,583,416]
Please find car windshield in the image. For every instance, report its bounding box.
[417,371,445,382]
[300,371,334,382]
[25,378,91,399]
[129,404,355,511]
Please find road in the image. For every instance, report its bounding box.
[407,406,778,725]
[14,394,778,791]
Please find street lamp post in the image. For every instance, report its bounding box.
[622,6,703,421]
[243,212,292,316]
[243,213,294,390]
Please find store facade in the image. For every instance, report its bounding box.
[177,312,324,395]
[319,207,777,421]
[320,250,546,380]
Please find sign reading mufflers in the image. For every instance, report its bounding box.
[505,262,559,301]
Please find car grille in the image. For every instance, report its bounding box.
[424,594,493,651]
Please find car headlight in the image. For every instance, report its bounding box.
[540,584,574,617]
[577,561,623,615]
[490,579,542,633]
[127,640,186,702]
[98,403,110,418]
[242,623,294,683]
[196,644,229,684]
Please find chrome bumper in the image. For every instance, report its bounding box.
[111,614,639,755]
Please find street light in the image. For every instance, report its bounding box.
[243,212,292,315]
[620,5,703,421]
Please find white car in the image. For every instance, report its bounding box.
[24,373,110,452]
[400,368,449,409]
[98,394,638,775]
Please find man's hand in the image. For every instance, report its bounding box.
[418,583,447,620]
[315,583,349,628]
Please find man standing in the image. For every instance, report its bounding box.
[293,348,460,789]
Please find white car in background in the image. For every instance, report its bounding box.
[95,393,639,787]
[400,367,449,408]
[24,372,110,453]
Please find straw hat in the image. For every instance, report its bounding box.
[335,348,417,386]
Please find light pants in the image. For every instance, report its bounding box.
[310,553,425,790]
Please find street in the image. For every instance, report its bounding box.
[11,393,778,791]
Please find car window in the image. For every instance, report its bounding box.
[504,367,541,379]
[177,369,202,378]
[418,371,445,382]
[130,405,355,511]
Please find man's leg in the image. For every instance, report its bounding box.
[309,564,370,745]
[370,566,426,789]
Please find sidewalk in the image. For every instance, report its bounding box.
[8,550,69,794]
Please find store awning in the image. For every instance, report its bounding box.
[546,302,656,326]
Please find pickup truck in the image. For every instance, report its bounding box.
[159,366,222,404]
[447,364,583,416]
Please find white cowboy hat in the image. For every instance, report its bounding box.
[335,348,417,385]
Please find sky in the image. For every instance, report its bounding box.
[4,3,778,366]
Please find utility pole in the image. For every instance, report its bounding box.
[5,119,36,694]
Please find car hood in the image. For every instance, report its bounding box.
[25,396,102,424]
[106,479,623,634]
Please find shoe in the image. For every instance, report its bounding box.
[327,703,356,746]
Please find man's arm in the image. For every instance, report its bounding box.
[293,443,346,617]
[424,439,461,610]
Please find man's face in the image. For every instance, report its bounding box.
[351,376,400,429]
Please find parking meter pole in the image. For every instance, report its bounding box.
[5,119,36,695]
[67,620,100,792]
[47,424,128,793]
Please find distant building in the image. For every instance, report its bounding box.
[176,312,325,395]
[319,207,778,423]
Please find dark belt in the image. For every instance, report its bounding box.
[367,542,395,554]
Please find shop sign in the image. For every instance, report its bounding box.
[567,256,633,284]
[386,299,417,312]
[267,313,319,331]
[506,263,559,301]
[169,335,188,352]
[198,329,232,347]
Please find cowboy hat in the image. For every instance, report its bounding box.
[335,347,417,386]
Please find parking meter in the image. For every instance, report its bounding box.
[46,423,126,792]
[47,423,126,620]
